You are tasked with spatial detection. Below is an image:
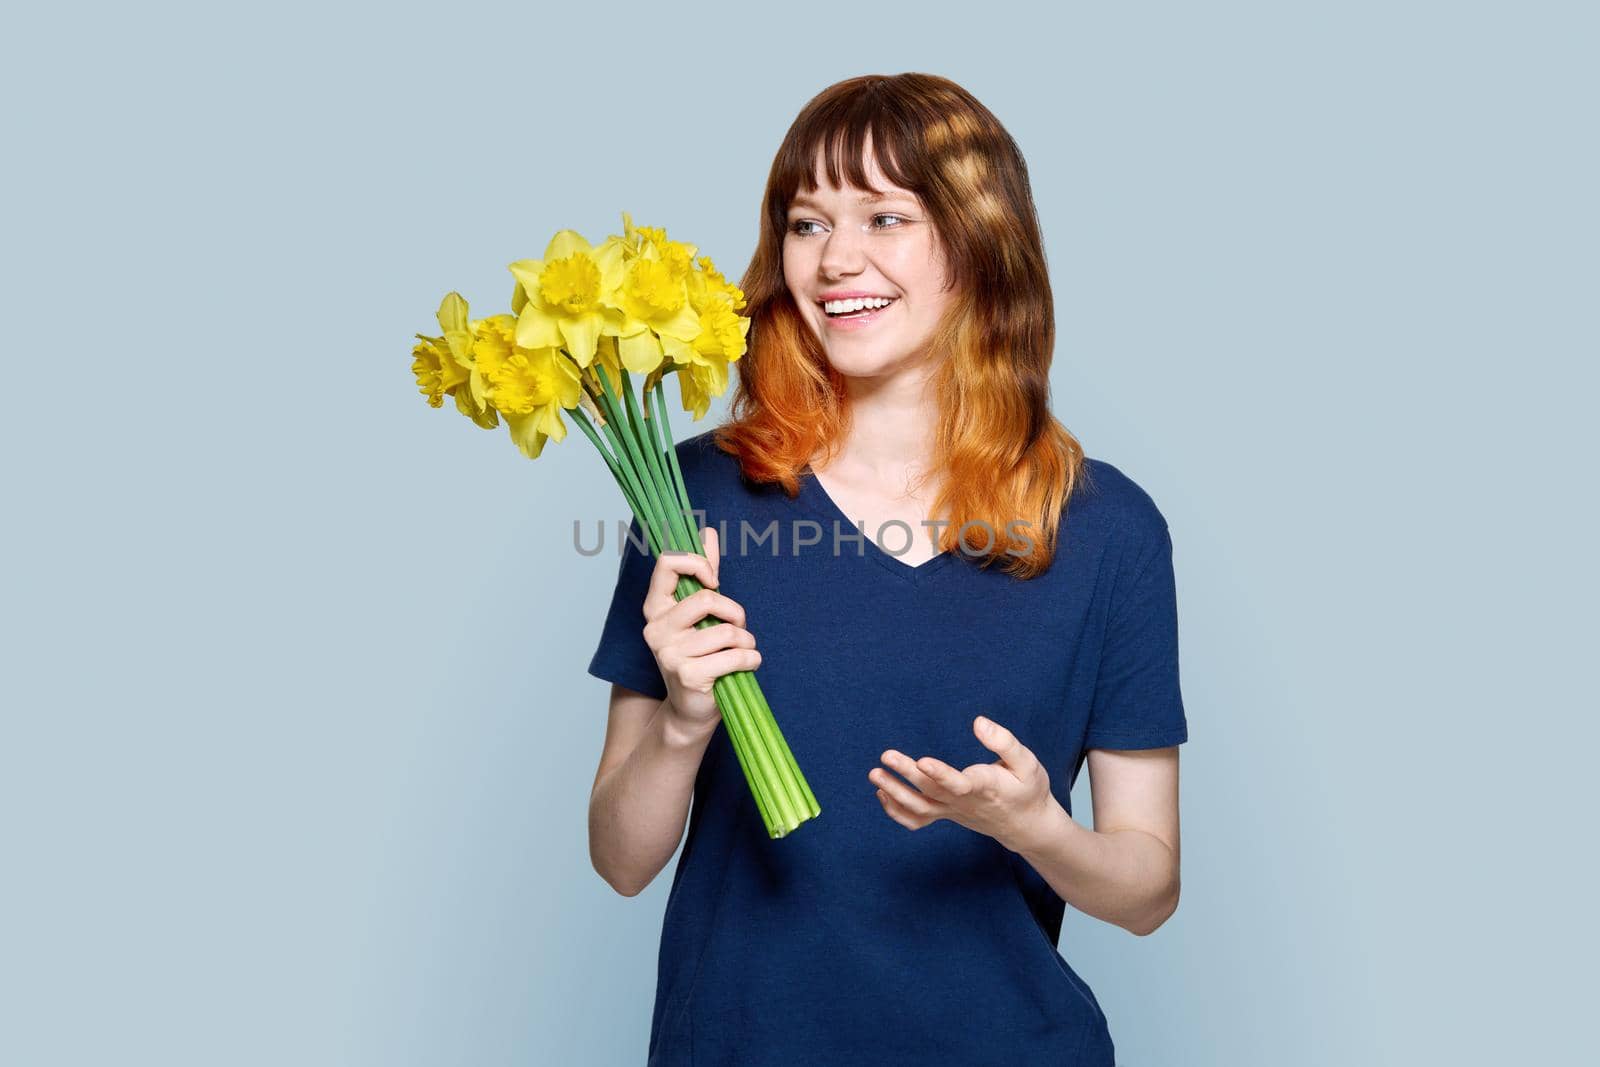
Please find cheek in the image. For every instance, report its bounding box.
[781,261,815,322]
[782,237,809,271]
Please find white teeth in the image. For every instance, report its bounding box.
[824,296,894,315]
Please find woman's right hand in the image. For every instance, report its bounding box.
[642,525,761,736]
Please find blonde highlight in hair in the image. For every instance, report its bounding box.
[715,72,1089,579]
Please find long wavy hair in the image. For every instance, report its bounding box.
[713,72,1089,579]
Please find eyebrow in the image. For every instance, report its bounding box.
[789,191,914,210]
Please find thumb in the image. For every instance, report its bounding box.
[973,715,1039,779]
[701,525,720,586]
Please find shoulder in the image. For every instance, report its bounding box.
[1069,456,1172,545]
[672,427,736,477]
[672,426,724,464]
[670,426,752,498]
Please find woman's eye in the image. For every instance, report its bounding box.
[789,214,910,237]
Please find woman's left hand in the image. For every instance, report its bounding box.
[870,715,1059,851]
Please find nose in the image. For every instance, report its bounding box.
[817,222,867,280]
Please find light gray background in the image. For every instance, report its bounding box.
[3,1,1593,1064]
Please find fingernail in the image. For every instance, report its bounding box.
[976,716,991,732]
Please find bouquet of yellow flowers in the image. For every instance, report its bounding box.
[410,213,820,839]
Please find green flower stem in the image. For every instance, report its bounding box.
[590,371,668,553]
[584,393,661,553]
[646,383,813,826]
[597,373,791,825]
[737,671,821,822]
[613,376,801,830]
[623,369,696,554]
[576,365,819,838]
[653,381,693,527]
[599,367,683,554]
[587,370,652,527]
[633,375,700,562]
[649,383,812,817]
[629,378,808,832]
[703,644,776,830]
[571,406,648,527]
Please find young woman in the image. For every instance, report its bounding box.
[586,73,1186,1065]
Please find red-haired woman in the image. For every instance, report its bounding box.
[588,72,1187,1066]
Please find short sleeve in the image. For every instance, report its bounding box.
[586,516,669,701]
[1084,521,1189,750]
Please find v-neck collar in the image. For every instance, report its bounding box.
[796,465,958,585]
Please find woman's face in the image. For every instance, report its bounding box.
[782,139,957,380]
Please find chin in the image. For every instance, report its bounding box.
[820,346,909,379]
[822,335,938,379]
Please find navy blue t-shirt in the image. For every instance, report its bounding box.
[588,429,1187,1066]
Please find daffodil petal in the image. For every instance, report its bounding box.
[560,312,604,368]
[437,293,474,365]
[507,260,545,306]
[439,351,470,392]
[679,368,709,421]
[596,306,628,338]
[469,365,490,408]
[515,304,563,349]
[660,333,697,364]
[553,356,584,408]
[537,403,568,442]
[454,386,499,429]
[712,359,731,395]
[505,411,548,460]
[591,335,624,388]
[593,239,628,293]
[544,229,593,262]
[620,330,664,374]
[655,300,702,343]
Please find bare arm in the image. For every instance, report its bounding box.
[588,686,718,896]
[1010,746,1182,936]
[587,526,761,897]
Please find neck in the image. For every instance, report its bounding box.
[815,362,941,493]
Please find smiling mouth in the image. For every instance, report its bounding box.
[822,298,898,319]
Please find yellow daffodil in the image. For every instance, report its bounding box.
[620,212,697,264]
[412,293,500,429]
[611,249,703,374]
[435,291,475,367]
[689,300,750,364]
[411,334,464,408]
[663,296,748,421]
[411,292,473,406]
[677,358,727,421]
[466,314,516,411]
[487,346,583,460]
[415,226,748,448]
[454,376,500,430]
[692,255,747,312]
[507,231,627,369]
[436,312,513,430]
[589,335,625,397]
[620,212,661,251]
[603,213,711,373]
[407,217,820,838]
